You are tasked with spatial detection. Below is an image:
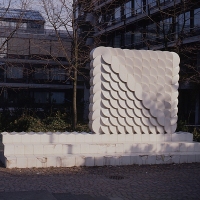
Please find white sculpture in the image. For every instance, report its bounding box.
[89,47,180,136]
[2,47,199,169]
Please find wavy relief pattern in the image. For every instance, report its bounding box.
[89,47,180,135]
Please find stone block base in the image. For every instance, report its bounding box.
[1,152,200,168]
[0,132,200,168]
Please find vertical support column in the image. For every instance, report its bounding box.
[83,84,90,121]
[3,64,7,100]
[195,90,199,125]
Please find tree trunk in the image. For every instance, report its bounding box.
[72,0,78,130]
[72,68,77,130]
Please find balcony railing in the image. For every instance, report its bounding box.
[0,26,69,37]
[0,26,44,34]
[95,0,182,36]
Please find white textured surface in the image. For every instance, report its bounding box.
[1,132,200,168]
[1,152,200,168]
[89,47,180,137]
[1,131,194,144]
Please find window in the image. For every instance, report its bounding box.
[159,0,165,4]
[30,23,41,29]
[79,6,84,16]
[113,34,121,48]
[194,8,200,28]
[98,15,103,23]
[75,7,79,19]
[50,68,65,81]
[146,23,158,39]
[7,66,23,79]
[134,0,142,14]
[176,12,190,33]
[133,31,142,44]
[51,92,65,104]
[114,6,121,21]
[0,38,7,58]
[19,23,27,28]
[124,32,132,47]
[0,21,9,27]
[124,1,132,18]
[148,0,157,8]
[160,18,172,34]
[0,21,26,28]
[34,92,49,103]
[106,14,113,26]
[34,68,49,80]
[98,0,105,6]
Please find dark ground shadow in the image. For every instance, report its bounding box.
[0,191,56,200]
[52,193,110,200]
[0,161,5,168]
[0,191,109,200]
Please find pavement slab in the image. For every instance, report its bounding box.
[0,162,199,200]
[0,191,109,200]
[52,193,110,200]
[0,190,56,200]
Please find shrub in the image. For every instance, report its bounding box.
[43,117,67,132]
[176,120,189,132]
[11,115,47,132]
[0,109,89,132]
[193,128,200,142]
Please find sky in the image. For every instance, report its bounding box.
[0,0,72,29]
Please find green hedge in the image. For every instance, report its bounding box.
[0,109,89,132]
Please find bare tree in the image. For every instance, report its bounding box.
[0,0,32,52]
[39,0,101,129]
[138,0,200,83]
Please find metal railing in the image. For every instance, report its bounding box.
[0,26,69,36]
[96,0,180,29]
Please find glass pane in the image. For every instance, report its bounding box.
[7,67,23,79]
[124,32,132,46]
[176,12,190,32]
[0,21,9,27]
[34,92,48,103]
[159,0,165,4]
[113,34,121,47]
[125,1,132,18]
[34,68,49,80]
[0,37,7,58]
[50,68,65,81]
[134,0,142,14]
[20,23,27,28]
[75,7,79,19]
[51,92,65,104]
[147,23,157,39]
[10,22,16,27]
[115,6,121,20]
[194,8,200,28]
[148,0,157,8]
[161,17,172,33]
[98,15,103,23]
[133,31,142,43]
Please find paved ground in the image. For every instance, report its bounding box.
[0,162,199,200]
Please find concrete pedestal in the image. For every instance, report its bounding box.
[0,131,200,168]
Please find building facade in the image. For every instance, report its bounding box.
[0,8,87,119]
[77,0,200,125]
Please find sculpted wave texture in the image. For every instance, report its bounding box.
[89,47,180,135]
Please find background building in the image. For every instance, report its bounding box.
[0,8,87,119]
[77,0,200,125]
